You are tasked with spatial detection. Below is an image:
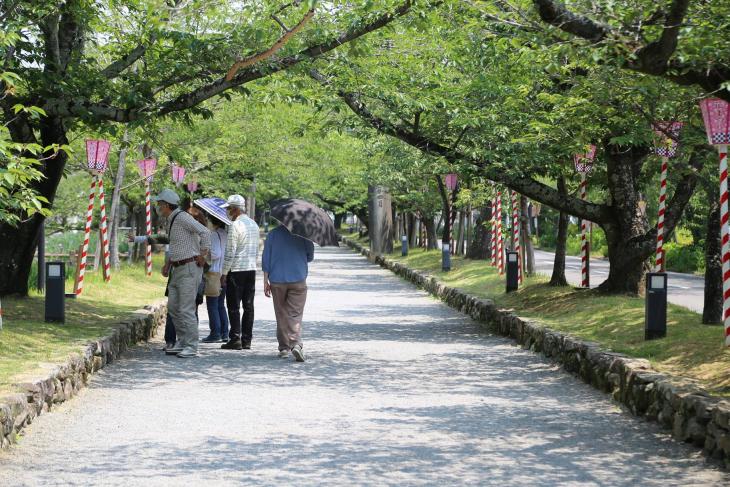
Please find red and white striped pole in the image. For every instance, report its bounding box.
[652,121,683,272]
[579,174,589,288]
[144,181,153,276]
[699,99,730,346]
[496,189,504,275]
[75,176,98,296]
[707,142,730,346]
[511,190,522,284]
[490,194,497,267]
[574,145,595,288]
[654,156,668,272]
[98,178,111,281]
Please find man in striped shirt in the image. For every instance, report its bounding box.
[145,189,211,358]
[220,194,260,350]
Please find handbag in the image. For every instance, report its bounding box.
[204,271,221,297]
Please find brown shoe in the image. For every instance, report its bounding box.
[221,340,242,350]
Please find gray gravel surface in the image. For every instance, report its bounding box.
[0,247,727,486]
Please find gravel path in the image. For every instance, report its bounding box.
[0,247,727,486]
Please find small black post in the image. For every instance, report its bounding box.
[45,261,66,323]
[37,220,46,292]
[506,251,519,292]
[401,235,408,256]
[442,243,451,271]
[645,272,667,340]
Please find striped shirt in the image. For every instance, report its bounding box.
[158,209,211,262]
[222,215,260,274]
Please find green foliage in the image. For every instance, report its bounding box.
[0,31,56,225]
[664,242,704,275]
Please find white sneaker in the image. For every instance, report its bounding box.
[278,350,289,358]
[165,343,184,355]
[177,348,198,358]
[291,345,305,362]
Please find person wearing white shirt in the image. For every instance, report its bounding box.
[220,194,260,350]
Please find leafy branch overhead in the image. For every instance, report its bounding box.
[225,3,317,82]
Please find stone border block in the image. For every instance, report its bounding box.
[0,302,166,449]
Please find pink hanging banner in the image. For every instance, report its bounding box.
[137,159,157,182]
[444,173,458,191]
[85,139,111,173]
[187,181,199,193]
[171,163,186,184]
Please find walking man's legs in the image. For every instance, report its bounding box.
[271,281,307,358]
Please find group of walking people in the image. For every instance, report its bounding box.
[134,189,314,362]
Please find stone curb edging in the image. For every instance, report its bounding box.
[0,302,167,449]
[341,236,730,468]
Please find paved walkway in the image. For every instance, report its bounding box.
[0,247,727,486]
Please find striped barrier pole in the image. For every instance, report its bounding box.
[496,189,504,275]
[490,195,497,266]
[145,181,153,276]
[719,145,730,346]
[511,190,522,284]
[98,178,111,281]
[580,173,589,288]
[75,175,98,296]
[655,156,669,272]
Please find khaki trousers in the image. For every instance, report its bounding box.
[168,261,203,351]
[270,280,308,351]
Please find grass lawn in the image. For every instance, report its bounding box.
[349,235,730,397]
[0,257,167,395]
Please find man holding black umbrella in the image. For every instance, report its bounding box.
[220,195,260,350]
[263,198,338,362]
[263,224,314,361]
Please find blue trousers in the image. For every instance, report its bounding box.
[206,285,230,339]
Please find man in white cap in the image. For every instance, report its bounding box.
[220,194,260,350]
[148,189,211,358]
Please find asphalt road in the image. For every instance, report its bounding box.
[533,249,706,313]
[0,247,726,485]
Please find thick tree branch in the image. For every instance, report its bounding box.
[632,0,690,75]
[530,0,730,100]
[311,69,611,223]
[101,42,149,79]
[531,0,610,42]
[45,1,421,121]
[225,7,316,81]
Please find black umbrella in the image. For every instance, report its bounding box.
[269,198,339,247]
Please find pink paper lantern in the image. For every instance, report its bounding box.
[171,163,186,184]
[187,181,198,193]
[444,173,458,191]
[574,144,596,174]
[653,121,684,158]
[137,159,157,182]
[700,98,730,146]
[85,139,111,173]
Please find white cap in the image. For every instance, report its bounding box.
[222,194,246,211]
[152,188,180,205]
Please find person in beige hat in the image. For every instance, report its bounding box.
[134,189,211,358]
[220,195,260,350]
